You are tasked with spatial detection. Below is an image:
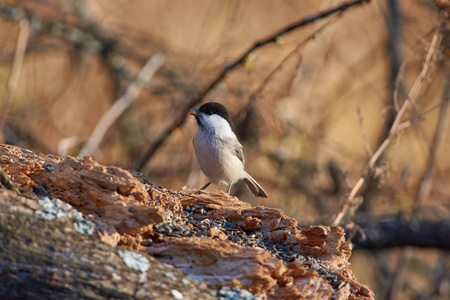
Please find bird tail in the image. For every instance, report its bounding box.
[242,171,268,198]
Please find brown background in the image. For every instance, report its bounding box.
[0,0,448,299]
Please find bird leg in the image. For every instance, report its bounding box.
[226,183,232,194]
[200,182,212,190]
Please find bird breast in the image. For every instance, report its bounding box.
[193,129,244,185]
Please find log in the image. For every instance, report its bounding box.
[0,143,374,299]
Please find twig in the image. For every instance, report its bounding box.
[236,17,338,131]
[386,248,411,300]
[397,100,447,131]
[332,19,444,226]
[388,29,442,136]
[392,26,436,112]
[219,0,370,77]
[430,253,450,298]
[415,75,450,210]
[135,0,371,170]
[77,53,165,158]
[0,19,30,137]
[356,106,373,157]
[393,56,409,112]
[388,0,402,113]
[58,136,78,157]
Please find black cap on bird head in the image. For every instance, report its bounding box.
[191,102,235,132]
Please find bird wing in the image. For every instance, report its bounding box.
[235,143,245,164]
[223,137,245,164]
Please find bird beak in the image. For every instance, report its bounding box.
[190,109,200,116]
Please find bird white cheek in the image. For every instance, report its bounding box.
[202,115,235,139]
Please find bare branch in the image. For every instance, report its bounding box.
[356,106,373,157]
[388,0,403,113]
[77,53,165,158]
[386,248,411,300]
[219,0,371,78]
[332,17,445,226]
[0,19,30,139]
[415,75,450,210]
[135,0,372,170]
[236,17,338,131]
[388,28,442,136]
[352,217,450,250]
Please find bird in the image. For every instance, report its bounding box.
[191,102,268,198]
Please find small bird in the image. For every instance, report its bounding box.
[191,102,268,198]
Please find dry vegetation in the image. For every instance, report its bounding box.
[0,0,449,299]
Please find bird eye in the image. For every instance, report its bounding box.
[207,111,213,115]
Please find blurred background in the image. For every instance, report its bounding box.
[0,0,449,298]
